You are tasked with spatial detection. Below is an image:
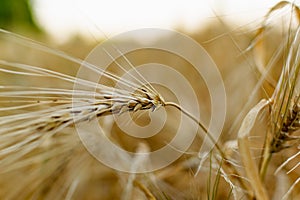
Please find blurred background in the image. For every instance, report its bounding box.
[1,0,299,199]
[0,0,285,41]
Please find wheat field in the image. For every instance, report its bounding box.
[0,1,300,200]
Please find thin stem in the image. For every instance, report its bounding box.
[259,127,273,181]
[165,101,253,197]
[164,102,225,158]
[260,151,272,181]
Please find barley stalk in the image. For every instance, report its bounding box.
[229,2,300,198]
[258,25,300,182]
[245,4,300,195]
[0,27,238,198]
[0,26,233,151]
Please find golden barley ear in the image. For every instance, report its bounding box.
[0,27,236,199]
[233,2,300,199]
[259,25,300,183]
